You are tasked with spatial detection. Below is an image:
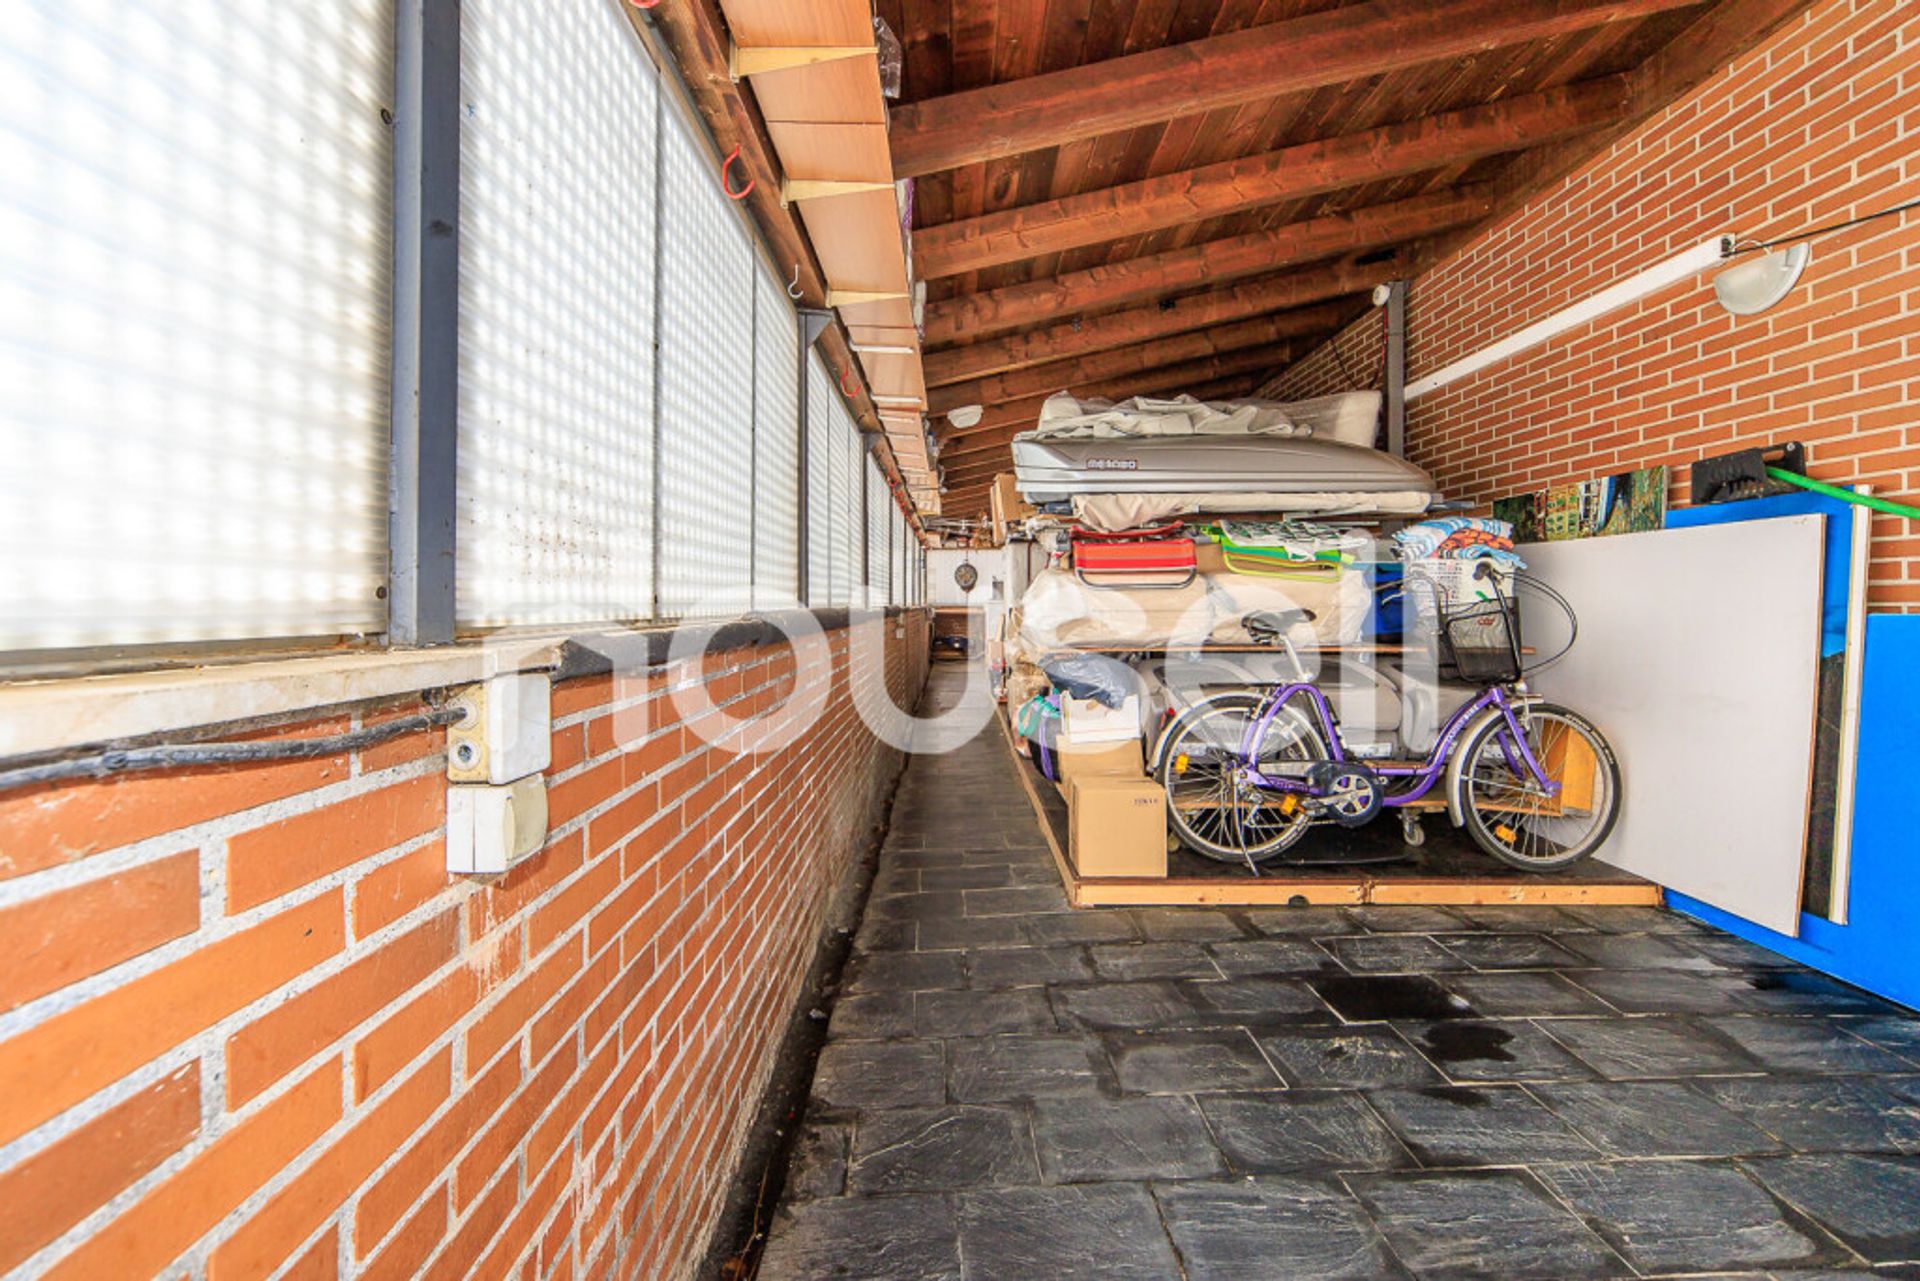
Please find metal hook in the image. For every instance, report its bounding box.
[787,263,803,300]
[720,146,754,201]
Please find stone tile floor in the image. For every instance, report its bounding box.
[757,668,1920,1280]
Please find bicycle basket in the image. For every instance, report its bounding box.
[1437,595,1523,683]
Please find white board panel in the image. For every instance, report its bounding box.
[1522,517,1823,936]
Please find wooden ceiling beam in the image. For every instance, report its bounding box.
[914,76,1632,279]
[923,256,1407,387]
[923,187,1490,346]
[887,0,1702,177]
[928,301,1354,415]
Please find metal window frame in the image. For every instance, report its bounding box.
[388,0,461,646]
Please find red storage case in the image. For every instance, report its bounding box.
[1069,523,1197,589]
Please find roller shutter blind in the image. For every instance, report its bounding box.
[457,0,658,627]
[889,506,906,604]
[805,352,832,607]
[752,265,800,609]
[866,460,889,604]
[829,402,859,607]
[0,1,395,651]
[656,103,754,618]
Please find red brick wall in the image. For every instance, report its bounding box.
[1265,0,1920,606]
[0,612,929,1280]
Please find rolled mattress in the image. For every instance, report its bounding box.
[1012,433,1436,503]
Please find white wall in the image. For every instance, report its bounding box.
[928,547,1010,607]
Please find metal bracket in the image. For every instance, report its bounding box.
[799,308,833,348]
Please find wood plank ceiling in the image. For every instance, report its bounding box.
[868,0,1787,520]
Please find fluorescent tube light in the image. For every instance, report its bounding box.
[1406,236,1734,401]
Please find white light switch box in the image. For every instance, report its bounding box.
[447,674,552,785]
[446,776,549,875]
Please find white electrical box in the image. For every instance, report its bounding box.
[447,674,553,785]
[446,776,549,875]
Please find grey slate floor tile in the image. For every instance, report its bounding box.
[1538,1159,1830,1274]
[1536,1015,1760,1079]
[1032,1095,1225,1183]
[1430,931,1583,970]
[847,1105,1036,1194]
[1206,936,1342,976]
[758,1193,961,1281]
[957,1184,1181,1281]
[845,949,967,994]
[1741,1153,1920,1261]
[1698,1075,1920,1154]
[1365,1085,1601,1166]
[1049,979,1205,1031]
[1399,1019,1596,1084]
[1441,970,1617,1017]
[1108,1028,1284,1094]
[1181,975,1332,1024]
[1156,1177,1405,1281]
[946,1034,1112,1104]
[1323,933,1473,974]
[1530,1079,1786,1159]
[828,991,917,1041]
[1200,1091,1415,1175]
[913,987,1057,1038]
[963,945,1094,989]
[1703,1015,1918,1075]
[1088,940,1222,981]
[1255,1024,1443,1089]
[1347,1168,1629,1280]
[812,1039,946,1110]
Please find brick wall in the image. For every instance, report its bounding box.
[0,611,929,1280]
[1265,0,1919,606]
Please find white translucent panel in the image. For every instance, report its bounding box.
[752,266,800,610]
[806,353,833,607]
[829,399,859,607]
[457,0,657,628]
[889,505,906,604]
[866,458,889,602]
[0,1,394,651]
[656,108,754,619]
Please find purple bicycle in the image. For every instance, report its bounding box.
[1151,581,1621,873]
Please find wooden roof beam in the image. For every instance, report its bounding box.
[923,187,1491,346]
[923,256,1408,388]
[888,0,1702,177]
[914,76,1631,279]
[928,301,1354,415]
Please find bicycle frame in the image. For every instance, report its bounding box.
[1235,680,1560,809]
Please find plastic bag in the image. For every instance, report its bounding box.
[1039,653,1137,709]
[874,16,903,99]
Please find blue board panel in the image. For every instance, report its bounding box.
[1669,489,1856,657]
[1667,612,1920,1012]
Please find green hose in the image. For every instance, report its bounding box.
[1766,467,1920,521]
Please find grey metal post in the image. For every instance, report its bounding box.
[388,0,461,645]
[1384,279,1408,459]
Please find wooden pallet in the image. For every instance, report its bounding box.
[997,709,1661,910]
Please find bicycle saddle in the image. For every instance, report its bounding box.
[1244,608,1317,644]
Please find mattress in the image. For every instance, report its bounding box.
[1012,432,1438,503]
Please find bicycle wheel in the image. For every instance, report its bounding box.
[1154,693,1328,865]
[1454,702,1621,871]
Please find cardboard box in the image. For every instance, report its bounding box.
[990,473,1037,545]
[1055,737,1145,795]
[1068,774,1167,878]
[1059,693,1141,743]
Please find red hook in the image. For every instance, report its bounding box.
[840,365,860,398]
[629,0,661,9]
[720,146,754,201]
